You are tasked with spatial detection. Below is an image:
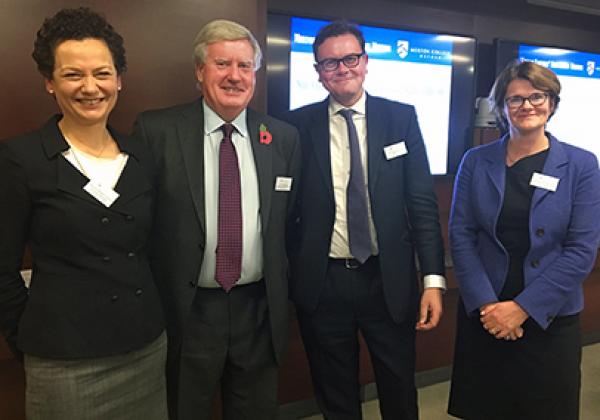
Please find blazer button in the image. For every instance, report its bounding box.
[189,281,196,288]
[536,228,545,237]
[102,256,111,263]
[127,252,136,259]
[135,288,143,296]
[111,295,119,302]
[101,216,110,224]
[531,260,540,268]
[125,215,135,222]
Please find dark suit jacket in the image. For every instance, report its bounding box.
[134,99,301,363]
[285,94,445,323]
[450,134,600,329]
[0,115,165,359]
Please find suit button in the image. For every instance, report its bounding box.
[102,256,111,263]
[101,217,110,224]
[135,288,143,296]
[125,215,134,222]
[536,228,545,237]
[189,281,196,288]
[111,295,119,302]
[531,260,540,268]
[127,252,136,259]
[547,315,554,322]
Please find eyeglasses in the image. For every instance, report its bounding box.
[504,92,549,108]
[316,53,364,72]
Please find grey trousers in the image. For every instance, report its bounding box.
[25,331,168,420]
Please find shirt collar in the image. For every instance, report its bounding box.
[203,100,248,138]
[328,90,366,117]
[41,114,140,160]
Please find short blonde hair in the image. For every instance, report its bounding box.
[489,60,561,129]
[193,19,262,70]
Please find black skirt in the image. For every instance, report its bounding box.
[448,300,581,420]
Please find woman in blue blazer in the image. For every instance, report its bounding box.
[448,61,600,420]
[0,8,167,419]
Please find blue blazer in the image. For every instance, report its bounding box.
[450,134,600,329]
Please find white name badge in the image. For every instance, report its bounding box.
[84,181,120,207]
[275,176,293,192]
[530,172,559,192]
[384,141,408,160]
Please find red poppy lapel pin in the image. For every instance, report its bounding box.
[259,123,272,145]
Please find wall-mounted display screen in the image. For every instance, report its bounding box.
[267,15,477,175]
[496,40,600,162]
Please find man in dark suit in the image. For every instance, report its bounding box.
[134,19,300,420]
[285,21,446,419]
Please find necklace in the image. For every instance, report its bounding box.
[68,144,128,189]
[93,138,110,158]
[63,132,112,158]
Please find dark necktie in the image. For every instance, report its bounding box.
[215,123,242,292]
[339,109,371,263]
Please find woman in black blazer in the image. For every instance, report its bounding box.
[0,8,167,419]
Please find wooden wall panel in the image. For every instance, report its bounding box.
[0,0,267,139]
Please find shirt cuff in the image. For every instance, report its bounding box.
[423,274,446,291]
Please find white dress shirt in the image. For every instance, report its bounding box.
[198,102,263,287]
[328,91,445,290]
[63,145,128,190]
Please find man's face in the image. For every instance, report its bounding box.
[196,39,256,121]
[315,33,367,107]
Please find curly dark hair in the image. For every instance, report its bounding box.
[32,7,126,79]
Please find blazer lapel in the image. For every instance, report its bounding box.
[531,135,568,210]
[365,94,385,199]
[111,132,152,212]
[40,116,106,207]
[248,109,273,234]
[484,137,507,200]
[176,101,206,236]
[310,99,334,199]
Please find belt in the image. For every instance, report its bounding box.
[328,256,377,270]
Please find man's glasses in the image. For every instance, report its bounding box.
[505,92,549,109]
[316,53,364,72]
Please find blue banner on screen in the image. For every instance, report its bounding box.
[289,17,472,175]
[517,43,600,162]
[291,17,453,65]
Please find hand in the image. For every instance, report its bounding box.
[416,288,443,331]
[504,326,524,341]
[480,301,528,340]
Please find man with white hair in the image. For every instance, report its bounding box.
[135,19,300,420]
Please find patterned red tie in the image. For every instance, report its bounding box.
[215,123,242,292]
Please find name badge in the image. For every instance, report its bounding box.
[384,141,408,160]
[84,181,120,207]
[530,172,559,192]
[275,176,293,192]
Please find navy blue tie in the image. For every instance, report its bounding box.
[339,109,371,263]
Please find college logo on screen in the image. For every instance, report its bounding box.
[396,40,409,59]
[586,61,595,76]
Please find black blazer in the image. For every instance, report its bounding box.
[134,99,301,363]
[286,95,445,323]
[0,116,165,359]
